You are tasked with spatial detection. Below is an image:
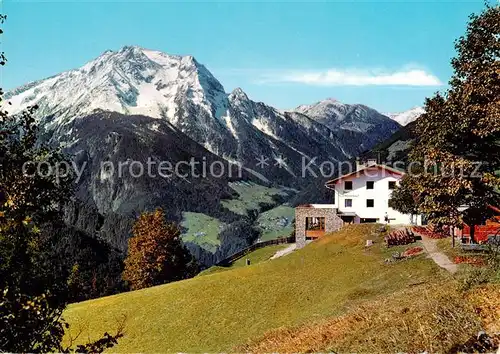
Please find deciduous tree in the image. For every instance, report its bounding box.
[391,5,500,238]
[123,208,197,290]
[389,175,419,223]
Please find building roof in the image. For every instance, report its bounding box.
[297,204,336,209]
[325,163,405,188]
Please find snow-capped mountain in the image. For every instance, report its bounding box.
[7,46,229,124]
[6,46,400,160]
[294,98,401,153]
[4,44,406,200]
[5,46,398,174]
[6,46,237,156]
[6,46,342,163]
[386,107,425,126]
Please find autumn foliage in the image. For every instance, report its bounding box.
[391,5,500,233]
[123,208,197,290]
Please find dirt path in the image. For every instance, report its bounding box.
[270,243,297,259]
[419,235,458,274]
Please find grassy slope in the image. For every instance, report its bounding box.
[256,205,295,241]
[180,212,224,253]
[64,224,446,352]
[244,240,500,353]
[242,282,486,353]
[221,181,291,215]
[197,244,288,276]
[180,182,294,251]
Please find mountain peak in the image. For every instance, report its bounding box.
[294,97,343,112]
[119,45,142,52]
[386,106,425,126]
[293,97,400,135]
[6,46,227,127]
[229,87,249,100]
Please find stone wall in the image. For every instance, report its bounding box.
[295,206,343,248]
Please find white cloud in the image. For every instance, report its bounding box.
[257,68,442,87]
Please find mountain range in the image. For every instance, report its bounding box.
[5,45,410,265]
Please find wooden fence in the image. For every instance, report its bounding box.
[216,236,295,267]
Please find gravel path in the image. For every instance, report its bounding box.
[419,235,458,274]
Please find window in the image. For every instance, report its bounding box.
[305,217,325,230]
[345,199,352,207]
[388,181,396,190]
[366,199,374,208]
[344,181,353,190]
[366,181,374,189]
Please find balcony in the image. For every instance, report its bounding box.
[305,229,325,238]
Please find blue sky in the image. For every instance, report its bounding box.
[1,0,489,112]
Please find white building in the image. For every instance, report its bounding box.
[325,159,421,225]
